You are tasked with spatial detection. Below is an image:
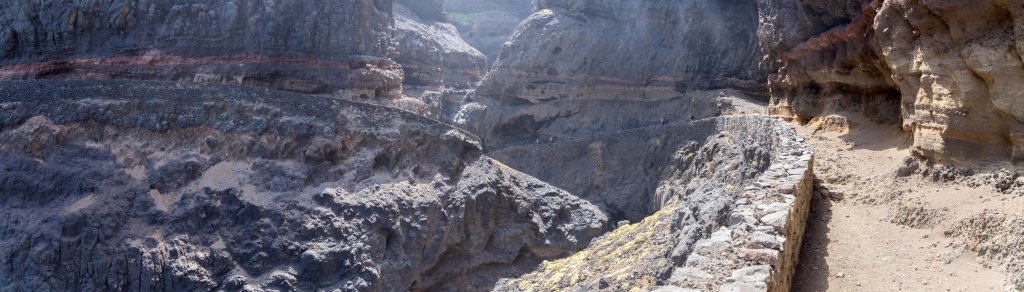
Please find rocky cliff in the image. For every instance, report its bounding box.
[759,0,900,125]
[457,0,767,149]
[0,0,403,97]
[877,0,1024,164]
[445,0,534,64]
[760,0,1024,164]
[0,80,608,291]
[0,0,493,102]
[6,0,1024,291]
[488,116,815,291]
[394,2,487,89]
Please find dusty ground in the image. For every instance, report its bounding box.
[790,114,1021,291]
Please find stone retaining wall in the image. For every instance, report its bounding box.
[662,120,814,292]
[489,116,815,291]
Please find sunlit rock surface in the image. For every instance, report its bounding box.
[458,0,767,149]
[759,0,1024,164]
[0,80,608,291]
[395,2,487,89]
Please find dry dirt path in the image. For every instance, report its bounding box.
[789,116,1016,291]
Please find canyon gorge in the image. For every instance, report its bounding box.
[1,0,1023,291]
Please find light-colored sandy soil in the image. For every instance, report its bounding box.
[790,114,1022,291]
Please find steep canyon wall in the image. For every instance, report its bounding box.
[0,0,402,96]
[760,0,1024,164]
[0,80,609,291]
[458,0,767,149]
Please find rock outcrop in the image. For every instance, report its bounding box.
[445,0,534,64]
[0,80,608,291]
[487,116,815,291]
[0,0,403,97]
[759,0,901,125]
[760,0,1024,164]
[458,0,767,149]
[876,0,1024,163]
[394,2,487,89]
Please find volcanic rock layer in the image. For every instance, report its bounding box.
[0,0,405,96]
[0,80,609,291]
[456,0,769,151]
[759,0,1024,164]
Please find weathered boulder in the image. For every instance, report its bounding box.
[0,80,608,291]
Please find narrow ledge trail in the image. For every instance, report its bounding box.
[790,114,1014,292]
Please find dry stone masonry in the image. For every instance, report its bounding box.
[662,121,814,292]
[488,116,815,291]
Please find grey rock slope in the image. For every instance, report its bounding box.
[0,80,608,291]
[759,0,901,126]
[457,0,767,150]
[490,117,776,222]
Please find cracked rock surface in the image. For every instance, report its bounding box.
[457,0,767,150]
[0,80,608,291]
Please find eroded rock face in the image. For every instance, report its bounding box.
[760,0,1024,164]
[489,118,774,222]
[875,0,1024,162]
[458,0,766,149]
[445,0,534,64]
[0,80,608,291]
[0,0,402,96]
[395,3,487,89]
[759,0,901,126]
[487,116,815,291]
[482,0,766,103]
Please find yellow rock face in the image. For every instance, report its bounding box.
[502,208,677,291]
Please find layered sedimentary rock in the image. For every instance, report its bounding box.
[0,80,609,291]
[459,0,767,149]
[394,2,487,89]
[759,0,901,125]
[760,0,1024,164]
[0,0,402,96]
[876,0,1024,163]
[487,116,815,291]
[445,0,534,64]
